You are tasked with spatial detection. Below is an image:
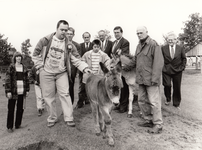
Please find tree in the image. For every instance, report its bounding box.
[0,34,12,66]
[178,13,202,53]
[21,39,34,69]
[21,39,32,56]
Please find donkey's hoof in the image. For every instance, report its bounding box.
[108,138,114,147]
[127,114,133,118]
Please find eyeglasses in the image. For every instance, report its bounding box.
[84,37,90,38]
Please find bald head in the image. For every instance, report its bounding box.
[136,26,148,40]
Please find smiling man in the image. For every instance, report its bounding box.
[32,20,92,128]
[112,26,130,114]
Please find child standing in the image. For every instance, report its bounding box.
[77,39,110,108]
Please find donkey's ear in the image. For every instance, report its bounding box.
[100,62,109,74]
[116,61,122,73]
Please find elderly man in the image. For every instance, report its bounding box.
[77,32,93,108]
[98,30,113,57]
[161,33,186,109]
[32,20,91,128]
[124,26,164,133]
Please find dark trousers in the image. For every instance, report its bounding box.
[163,72,182,107]
[77,72,88,105]
[69,66,77,104]
[7,95,24,129]
[119,76,129,110]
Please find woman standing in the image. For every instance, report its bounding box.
[5,52,30,133]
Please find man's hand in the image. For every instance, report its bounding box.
[83,68,92,74]
[7,92,12,99]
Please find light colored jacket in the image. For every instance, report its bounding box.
[82,50,110,83]
[32,33,88,83]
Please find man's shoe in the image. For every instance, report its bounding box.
[7,128,13,133]
[15,126,21,129]
[137,120,153,128]
[47,122,56,128]
[165,101,170,105]
[66,121,76,127]
[147,124,163,134]
[115,108,127,113]
[38,109,42,116]
[113,106,120,110]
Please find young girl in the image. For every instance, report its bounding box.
[5,52,30,133]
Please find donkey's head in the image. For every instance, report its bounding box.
[100,61,123,105]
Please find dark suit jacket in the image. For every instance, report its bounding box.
[162,44,187,75]
[80,42,93,57]
[112,37,130,55]
[102,40,113,57]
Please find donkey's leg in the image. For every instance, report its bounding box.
[127,86,134,118]
[101,107,114,146]
[90,102,101,136]
[98,107,106,139]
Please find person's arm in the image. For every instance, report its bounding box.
[25,67,30,96]
[5,65,12,99]
[151,45,164,85]
[181,47,187,71]
[120,40,130,55]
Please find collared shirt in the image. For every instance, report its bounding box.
[85,42,89,49]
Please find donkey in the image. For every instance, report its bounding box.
[85,61,123,146]
[112,50,138,118]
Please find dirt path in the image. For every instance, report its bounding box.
[0,70,202,150]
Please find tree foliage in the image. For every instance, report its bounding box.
[21,39,34,69]
[94,29,112,40]
[178,13,202,53]
[0,34,14,66]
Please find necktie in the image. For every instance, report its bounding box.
[171,46,174,59]
[86,43,88,49]
[101,41,104,51]
[112,40,118,53]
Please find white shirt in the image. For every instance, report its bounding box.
[169,44,176,58]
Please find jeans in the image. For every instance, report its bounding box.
[40,70,73,123]
[138,84,163,125]
[34,84,45,110]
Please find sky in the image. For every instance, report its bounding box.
[1,0,202,55]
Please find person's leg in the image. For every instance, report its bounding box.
[7,99,16,129]
[56,72,74,122]
[15,95,24,128]
[35,84,45,116]
[163,72,172,103]
[172,72,182,107]
[138,84,152,121]
[147,85,163,125]
[77,82,86,108]
[117,76,129,112]
[40,70,57,123]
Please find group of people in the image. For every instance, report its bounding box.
[4,20,186,134]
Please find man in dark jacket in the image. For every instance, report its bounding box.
[161,32,186,109]
[66,27,81,104]
[112,26,130,113]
